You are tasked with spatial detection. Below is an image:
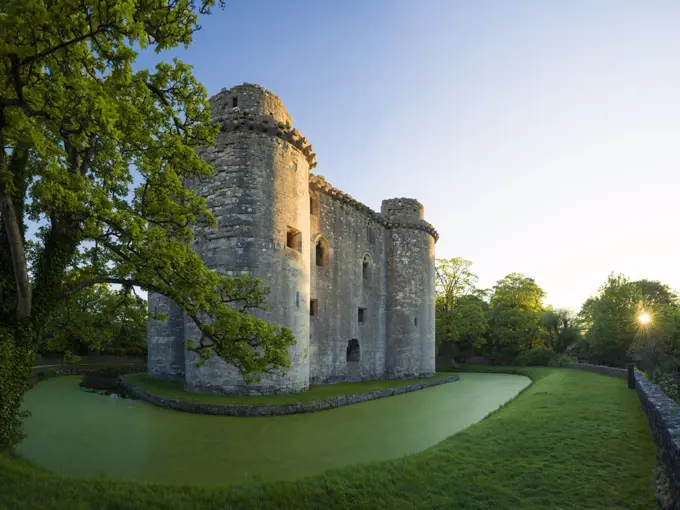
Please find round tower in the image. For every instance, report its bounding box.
[382,198,436,378]
[183,83,314,395]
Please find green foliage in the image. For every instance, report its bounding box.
[436,294,488,349]
[551,353,577,366]
[651,371,680,404]
[541,309,581,353]
[0,368,657,509]
[41,284,148,357]
[0,331,34,450]
[435,257,478,309]
[579,273,680,368]
[0,0,297,450]
[489,273,546,312]
[515,347,555,366]
[435,259,487,356]
[483,273,547,363]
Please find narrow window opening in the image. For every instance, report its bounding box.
[310,299,318,316]
[346,339,360,362]
[358,307,366,323]
[362,254,372,281]
[315,238,329,266]
[286,226,302,252]
[232,97,238,108]
[414,317,418,326]
[296,291,300,308]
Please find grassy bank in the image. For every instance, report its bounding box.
[2,367,656,509]
[122,372,456,405]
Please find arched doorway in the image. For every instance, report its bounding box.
[346,339,360,379]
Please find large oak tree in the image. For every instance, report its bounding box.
[0,0,294,450]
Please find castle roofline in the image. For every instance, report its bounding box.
[309,174,438,242]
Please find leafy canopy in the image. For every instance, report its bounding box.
[578,274,680,367]
[0,0,294,449]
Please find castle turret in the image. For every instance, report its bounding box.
[382,198,436,378]
[182,83,314,395]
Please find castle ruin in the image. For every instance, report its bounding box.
[147,84,438,395]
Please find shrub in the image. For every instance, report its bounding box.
[651,370,680,404]
[0,332,35,451]
[551,353,577,366]
[516,347,555,366]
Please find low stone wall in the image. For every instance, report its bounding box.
[635,372,680,510]
[557,362,627,379]
[32,364,146,383]
[119,374,460,417]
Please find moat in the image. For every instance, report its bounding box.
[18,373,530,486]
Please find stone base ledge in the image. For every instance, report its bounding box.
[118,374,460,417]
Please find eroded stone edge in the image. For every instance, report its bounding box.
[118,374,460,417]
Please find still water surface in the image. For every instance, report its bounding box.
[19,373,530,486]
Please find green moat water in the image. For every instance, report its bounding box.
[18,373,530,486]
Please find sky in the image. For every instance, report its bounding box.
[135,0,680,311]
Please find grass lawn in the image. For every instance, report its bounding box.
[1,367,657,509]
[122,372,456,405]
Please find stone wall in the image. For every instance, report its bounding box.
[120,374,459,417]
[558,362,627,379]
[183,90,311,395]
[309,187,388,383]
[147,293,185,379]
[146,83,439,395]
[635,372,680,510]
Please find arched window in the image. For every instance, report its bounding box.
[362,253,372,281]
[315,237,329,267]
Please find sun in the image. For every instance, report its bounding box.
[638,312,652,326]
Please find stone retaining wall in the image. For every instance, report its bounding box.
[119,374,460,417]
[557,362,627,379]
[32,364,146,383]
[635,372,680,510]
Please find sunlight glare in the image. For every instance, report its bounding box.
[638,312,652,326]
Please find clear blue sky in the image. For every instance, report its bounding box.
[137,0,680,310]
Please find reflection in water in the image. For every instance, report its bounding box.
[19,373,530,486]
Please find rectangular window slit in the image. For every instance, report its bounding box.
[310,299,318,316]
[358,307,366,323]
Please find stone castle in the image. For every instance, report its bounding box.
[148,84,438,395]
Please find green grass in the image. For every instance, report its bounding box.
[1,367,657,509]
[122,372,456,405]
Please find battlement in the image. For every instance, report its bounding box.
[381,198,424,222]
[218,108,317,169]
[211,83,292,126]
[309,174,438,242]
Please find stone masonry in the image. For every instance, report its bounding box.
[147,83,438,395]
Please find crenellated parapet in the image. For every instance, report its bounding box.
[309,174,438,242]
[220,111,317,169]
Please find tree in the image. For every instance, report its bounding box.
[0,0,296,450]
[41,284,148,358]
[489,273,545,312]
[434,258,486,363]
[435,258,478,310]
[484,273,547,363]
[436,294,488,352]
[578,274,680,366]
[541,309,581,353]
